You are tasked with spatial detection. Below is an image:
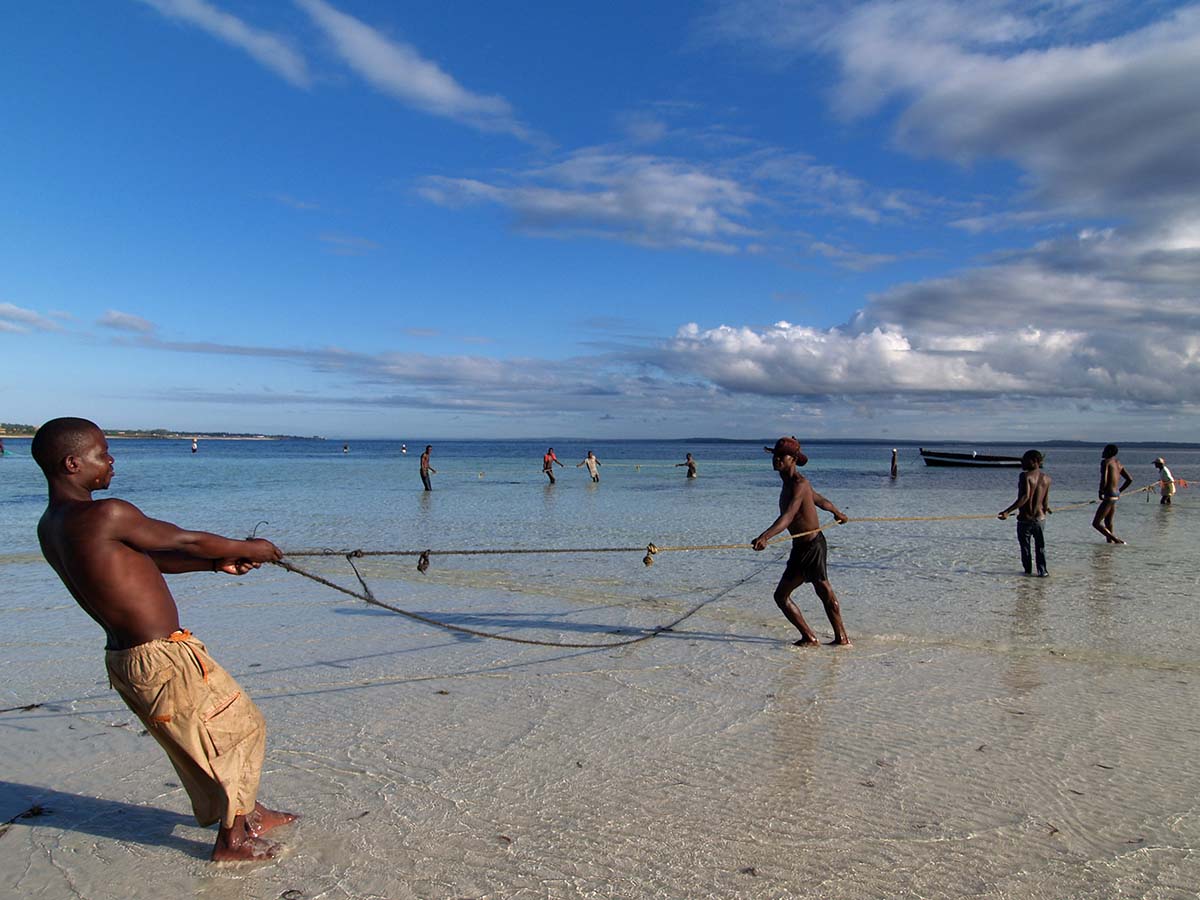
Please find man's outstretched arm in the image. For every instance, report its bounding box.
[999,472,1031,519]
[99,500,282,569]
[752,490,807,550]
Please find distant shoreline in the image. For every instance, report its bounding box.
[0,432,313,441]
[3,433,1198,449]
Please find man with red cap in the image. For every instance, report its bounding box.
[752,436,851,646]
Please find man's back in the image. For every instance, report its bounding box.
[1017,469,1051,520]
[1099,455,1129,496]
[1100,457,1117,492]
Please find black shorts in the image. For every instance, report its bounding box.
[780,532,828,584]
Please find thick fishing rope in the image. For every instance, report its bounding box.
[280,482,1161,566]
[270,480,1167,647]
[271,551,778,649]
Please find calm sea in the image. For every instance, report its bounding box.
[3,436,1198,666]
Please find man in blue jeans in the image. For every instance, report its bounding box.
[998,449,1052,576]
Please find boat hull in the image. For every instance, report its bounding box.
[919,448,1022,468]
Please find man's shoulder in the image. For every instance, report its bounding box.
[78,497,144,527]
[90,496,138,512]
[43,497,142,543]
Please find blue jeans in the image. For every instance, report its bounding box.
[1016,519,1047,576]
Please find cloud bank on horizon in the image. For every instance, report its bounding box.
[3,0,1199,439]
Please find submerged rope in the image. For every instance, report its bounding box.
[269,480,1169,647]
[272,552,774,649]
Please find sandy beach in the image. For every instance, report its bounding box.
[5,559,1199,898]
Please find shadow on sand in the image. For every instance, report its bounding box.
[0,781,208,858]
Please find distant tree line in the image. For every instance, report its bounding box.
[0,423,314,439]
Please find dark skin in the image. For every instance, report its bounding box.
[543,448,564,483]
[36,426,297,862]
[998,462,1051,522]
[1092,454,1133,543]
[420,446,436,491]
[675,453,697,478]
[751,451,851,646]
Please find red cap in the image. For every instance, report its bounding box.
[765,436,807,466]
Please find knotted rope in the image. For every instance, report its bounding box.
[280,483,1160,570]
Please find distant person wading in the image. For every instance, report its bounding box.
[1153,457,1175,505]
[676,452,698,478]
[542,447,564,484]
[420,445,436,491]
[998,449,1052,577]
[1092,444,1133,544]
[577,451,601,483]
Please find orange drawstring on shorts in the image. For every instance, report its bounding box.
[167,629,208,680]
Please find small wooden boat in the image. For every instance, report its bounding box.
[919,448,1023,468]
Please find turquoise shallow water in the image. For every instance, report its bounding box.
[4,437,1199,664]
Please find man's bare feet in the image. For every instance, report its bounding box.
[792,637,820,647]
[827,637,852,647]
[247,802,299,837]
[212,819,280,862]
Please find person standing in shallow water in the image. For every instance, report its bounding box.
[542,447,563,484]
[420,445,436,491]
[998,449,1052,577]
[1092,444,1133,544]
[577,450,601,482]
[752,437,851,647]
[1153,457,1175,505]
[676,452,698,478]
[30,417,296,862]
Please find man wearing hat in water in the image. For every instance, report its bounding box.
[752,437,851,646]
[1153,457,1175,505]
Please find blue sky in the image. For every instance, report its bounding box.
[4,0,1199,440]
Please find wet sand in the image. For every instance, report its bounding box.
[4,553,1199,899]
